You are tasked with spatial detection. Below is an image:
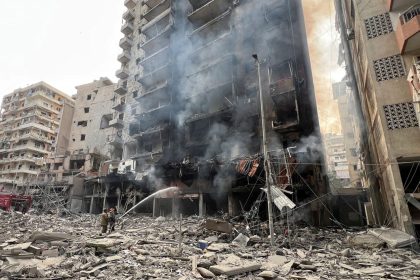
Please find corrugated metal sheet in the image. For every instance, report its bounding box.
[263,186,296,210]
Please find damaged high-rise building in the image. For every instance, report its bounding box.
[111,0,324,220]
[335,0,420,237]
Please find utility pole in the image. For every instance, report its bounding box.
[253,54,275,247]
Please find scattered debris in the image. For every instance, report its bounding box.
[1,210,419,279]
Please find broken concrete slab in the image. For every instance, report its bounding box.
[42,248,59,257]
[368,228,416,248]
[232,233,249,247]
[258,270,278,279]
[86,238,124,248]
[348,233,384,248]
[197,267,215,278]
[205,219,233,234]
[209,263,261,276]
[28,231,72,242]
[80,263,109,276]
[2,242,32,252]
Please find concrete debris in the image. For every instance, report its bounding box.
[1,210,420,279]
[368,228,417,248]
[205,218,233,233]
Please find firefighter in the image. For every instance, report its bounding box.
[100,209,109,234]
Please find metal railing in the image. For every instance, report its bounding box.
[401,4,420,24]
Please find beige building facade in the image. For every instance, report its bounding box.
[0,82,74,191]
[337,0,420,236]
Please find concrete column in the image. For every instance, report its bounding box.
[199,193,205,217]
[172,197,179,218]
[116,187,121,212]
[89,185,95,214]
[133,194,137,214]
[228,192,235,217]
[102,183,109,210]
[153,197,158,218]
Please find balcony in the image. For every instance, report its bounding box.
[270,77,296,98]
[140,23,173,57]
[184,54,234,97]
[118,51,131,64]
[396,5,420,54]
[112,100,126,112]
[189,8,231,42]
[139,46,170,75]
[141,9,172,39]
[123,9,135,21]
[388,0,419,12]
[124,0,137,9]
[137,81,168,99]
[109,118,124,128]
[116,67,130,79]
[115,80,128,95]
[189,31,233,67]
[188,0,232,27]
[139,63,172,89]
[144,0,171,23]
[121,21,134,35]
[119,37,133,50]
[132,123,169,139]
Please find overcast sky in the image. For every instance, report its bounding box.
[0,0,124,97]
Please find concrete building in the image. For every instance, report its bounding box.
[336,0,420,237]
[324,134,351,184]
[104,0,326,220]
[0,82,74,191]
[330,81,363,188]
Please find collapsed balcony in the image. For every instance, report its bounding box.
[141,8,173,39]
[143,0,171,23]
[187,0,233,27]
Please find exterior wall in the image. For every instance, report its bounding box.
[0,82,74,190]
[339,0,420,235]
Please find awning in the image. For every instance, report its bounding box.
[262,186,295,210]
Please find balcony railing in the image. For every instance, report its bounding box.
[141,9,173,39]
[396,5,420,53]
[143,0,171,22]
[123,9,135,21]
[139,46,170,75]
[139,63,172,89]
[140,23,173,57]
[187,0,232,27]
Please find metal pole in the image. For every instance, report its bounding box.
[255,56,275,247]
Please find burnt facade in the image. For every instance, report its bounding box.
[114,0,324,218]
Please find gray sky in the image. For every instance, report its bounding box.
[0,0,124,97]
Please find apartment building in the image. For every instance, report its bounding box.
[109,0,324,219]
[0,82,74,191]
[336,0,420,236]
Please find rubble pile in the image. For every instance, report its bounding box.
[1,210,419,279]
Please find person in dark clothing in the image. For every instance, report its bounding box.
[100,209,108,234]
[108,207,116,233]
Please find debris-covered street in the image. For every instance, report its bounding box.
[1,210,419,279]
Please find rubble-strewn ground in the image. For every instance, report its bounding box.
[1,210,419,279]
